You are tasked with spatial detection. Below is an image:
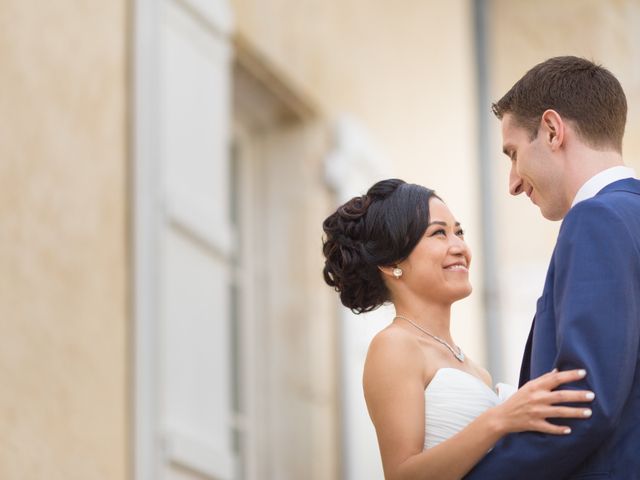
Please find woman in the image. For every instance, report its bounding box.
[322,179,594,480]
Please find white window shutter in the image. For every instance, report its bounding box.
[150,1,236,479]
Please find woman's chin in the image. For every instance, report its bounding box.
[453,283,472,301]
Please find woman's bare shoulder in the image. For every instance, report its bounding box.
[363,325,425,388]
[367,324,422,362]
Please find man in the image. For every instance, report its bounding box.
[466,56,640,479]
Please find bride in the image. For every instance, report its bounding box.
[322,179,594,480]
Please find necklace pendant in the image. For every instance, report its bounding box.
[454,350,465,362]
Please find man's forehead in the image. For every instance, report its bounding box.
[500,115,521,155]
[501,113,526,142]
[501,112,517,131]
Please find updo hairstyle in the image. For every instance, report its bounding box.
[322,178,438,313]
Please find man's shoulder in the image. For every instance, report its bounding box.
[558,184,640,254]
[558,195,627,246]
[563,195,621,226]
[565,180,640,223]
[597,177,640,204]
[599,176,640,196]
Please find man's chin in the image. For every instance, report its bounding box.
[540,208,565,222]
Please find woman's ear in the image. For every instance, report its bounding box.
[378,265,394,277]
[379,265,403,279]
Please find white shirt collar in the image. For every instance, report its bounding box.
[571,165,637,208]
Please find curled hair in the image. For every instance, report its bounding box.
[492,56,627,152]
[322,179,438,313]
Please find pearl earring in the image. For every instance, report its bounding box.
[393,267,403,278]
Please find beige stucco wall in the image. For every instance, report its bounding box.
[232,0,486,363]
[491,0,640,260]
[0,1,128,479]
[232,0,640,395]
[231,4,481,477]
[4,1,637,478]
[490,0,640,381]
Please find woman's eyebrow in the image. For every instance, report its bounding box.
[427,221,461,227]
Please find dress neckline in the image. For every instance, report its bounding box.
[425,367,497,397]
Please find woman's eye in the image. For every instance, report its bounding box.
[431,229,446,236]
[456,229,465,237]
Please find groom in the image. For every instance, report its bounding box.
[466,57,640,479]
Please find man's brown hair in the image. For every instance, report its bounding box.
[492,56,627,152]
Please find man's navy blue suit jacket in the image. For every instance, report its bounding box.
[465,178,640,479]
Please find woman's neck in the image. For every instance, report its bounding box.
[393,300,454,344]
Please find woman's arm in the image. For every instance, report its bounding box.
[364,331,593,480]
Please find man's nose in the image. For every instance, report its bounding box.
[509,166,523,196]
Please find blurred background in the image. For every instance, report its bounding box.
[2,0,640,479]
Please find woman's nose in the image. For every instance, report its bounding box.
[449,236,467,254]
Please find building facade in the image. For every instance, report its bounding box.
[2,0,639,479]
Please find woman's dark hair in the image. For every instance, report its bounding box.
[322,178,439,314]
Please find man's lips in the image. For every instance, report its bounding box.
[526,187,536,204]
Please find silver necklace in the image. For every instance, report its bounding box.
[394,315,465,362]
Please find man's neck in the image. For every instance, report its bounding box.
[564,148,624,207]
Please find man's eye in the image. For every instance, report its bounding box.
[456,229,465,237]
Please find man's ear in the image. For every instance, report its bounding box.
[540,109,565,150]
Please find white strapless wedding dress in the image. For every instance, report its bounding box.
[423,368,516,450]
